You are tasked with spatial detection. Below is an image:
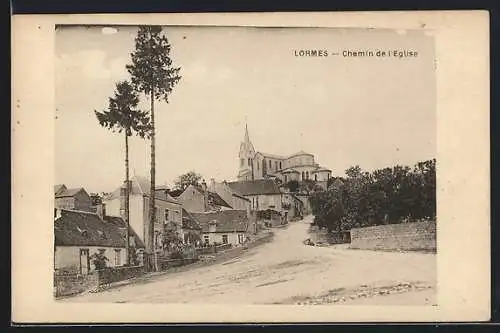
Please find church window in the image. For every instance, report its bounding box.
[284,175,288,182]
[240,158,244,167]
[280,162,282,169]
[248,158,251,166]
[269,160,272,168]
[306,171,309,180]
[302,171,305,180]
[275,161,278,170]
[315,174,318,181]
[257,162,259,171]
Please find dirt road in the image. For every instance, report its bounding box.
[64,216,436,305]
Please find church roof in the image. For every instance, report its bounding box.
[257,152,287,160]
[288,151,314,158]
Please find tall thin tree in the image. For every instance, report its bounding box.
[126,26,182,271]
[95,80,152,265]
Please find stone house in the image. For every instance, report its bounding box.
[103,175,183,252]
[172,182,232,213]
[226,179,283,212]
[54,209,145,275]
[191,210,250,246]
[54,184,92,212]
[208,178,251,211]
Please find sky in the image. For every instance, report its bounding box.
[55,25,436,193]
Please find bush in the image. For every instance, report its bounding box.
[310,159,436,232]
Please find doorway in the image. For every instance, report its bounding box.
[79,248,90,275]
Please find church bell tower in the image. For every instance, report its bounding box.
[237,122,256,181]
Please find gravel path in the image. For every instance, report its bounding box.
[62,216,437,305]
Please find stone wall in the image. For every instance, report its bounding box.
[309,226,350,245]
[54,272,98,298]
[54,266,146,298]
[96,265,145,286]
[350,220,436,252]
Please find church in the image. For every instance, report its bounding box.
[237,124,332,189]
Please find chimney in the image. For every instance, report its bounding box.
[201,179,209,212]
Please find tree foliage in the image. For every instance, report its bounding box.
[310,159,436,232]
[94,81,152,138]
[174,171,203,191]
[126,26,182,101]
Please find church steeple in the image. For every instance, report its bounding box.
[244,122,250,144]
[237,120,256,181]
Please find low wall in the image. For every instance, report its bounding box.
[54,265,146,298]
[158,258,199,270]
[196,243,232,255]
[96,265,145,286]
[54,272,98,298]
[350,220,436,252]
[309,227,350,245]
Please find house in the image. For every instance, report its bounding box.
[172,181,233,213]
[281,192,305,219]
[226,179,283,212]
[103,175,183,252]
[54,209,145,275]
[54,184,92,212]
[181,208,202,245]
[191,210,250,246]
[208,178,251,211]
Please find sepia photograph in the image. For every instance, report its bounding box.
[11,11,490,323]
[53,25,437,305]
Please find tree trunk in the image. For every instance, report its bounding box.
[149,89,158,272]
[125,133,130,266]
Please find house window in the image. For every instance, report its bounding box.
[269,160,272,168]
[248,158,251,166]
[114,249,121,266]
[306,171,309,180]
[275,161,278,170]
[257,162,259,171]
[302,171,305,180]
[164,209,169,222]
[240,158,244,166]
[284,175,288,182]
[280,161,282,169]
[222,235,228,244]
[238,234,244,244]
[315,174,318,181]
[204,235,209,245]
